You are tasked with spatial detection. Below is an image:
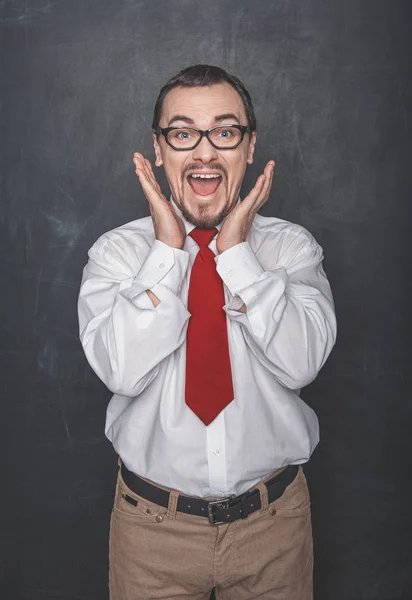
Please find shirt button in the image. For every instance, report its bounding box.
[214,449,220,456]
[158,262,165,269]
[225,269,233,277]
[270,507,277,516]
[156,515,164,523]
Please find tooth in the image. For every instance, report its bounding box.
[191,174,220,179]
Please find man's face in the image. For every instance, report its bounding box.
[153,83,256,228]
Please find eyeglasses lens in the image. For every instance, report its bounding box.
[167,127,242,149]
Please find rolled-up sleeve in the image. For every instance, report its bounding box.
[78,236,191,397]
[215,236,337,390]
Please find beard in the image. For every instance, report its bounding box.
[179,201,234,229]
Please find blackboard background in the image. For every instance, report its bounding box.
[1,1,411,599]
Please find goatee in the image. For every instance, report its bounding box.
[180,203,233,229]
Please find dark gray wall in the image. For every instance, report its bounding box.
[1,1,411,598]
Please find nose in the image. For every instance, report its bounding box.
[192,134,219,163]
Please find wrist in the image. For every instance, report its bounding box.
[156,237,185,250]
[146,289,160,307]
[216,239,244,254]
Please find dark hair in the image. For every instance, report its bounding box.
[152,64,256,132]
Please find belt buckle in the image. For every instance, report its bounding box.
[207,495,236,526]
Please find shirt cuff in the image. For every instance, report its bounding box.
[215,242,265,296]
[119,240,190,302]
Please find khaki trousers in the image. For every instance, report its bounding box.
[109,466,313,600]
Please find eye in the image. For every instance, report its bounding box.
[177,131,190,139]
[218,129,233,138]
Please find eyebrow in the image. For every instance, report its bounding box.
[167,115,195,126]
[167,113,241,127]
[214,113,240,124]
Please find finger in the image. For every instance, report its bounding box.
[144,158,162,192]
[243,173,266,205]
[259,161,275,205]
[241,161,275,213]
[134,154,162,196]
[134,165,162,204]
[265,159,276,172]
[133,151,145,164]
[135,155,161,195]
[133,152,147,173]
[139,157,154,185]
[134,156,167,213]
[134,163,150,189]
[264,160,276,182]
[251,161,275,212]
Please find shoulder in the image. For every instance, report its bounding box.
[250,214,323,271]
[251,213,318,246]
[89,217,154,255]
[87,217,154,270]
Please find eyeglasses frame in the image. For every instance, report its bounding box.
[153,124,252,151]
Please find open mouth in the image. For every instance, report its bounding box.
[187,173,223,197]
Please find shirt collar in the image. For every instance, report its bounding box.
[170,196,240,236]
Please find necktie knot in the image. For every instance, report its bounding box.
[189,227,217,250]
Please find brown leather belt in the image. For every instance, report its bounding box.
[120,463,299,525]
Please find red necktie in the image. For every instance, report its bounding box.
[185,227,234,425]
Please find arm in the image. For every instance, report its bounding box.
[78,151,191,396]
[78,236,190,396]
[214,160,336,389]
[216,235,337,390]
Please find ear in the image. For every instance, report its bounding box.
[152,133,163,167]
[246,131,257,165]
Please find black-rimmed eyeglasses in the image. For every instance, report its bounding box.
[153,125,251,151]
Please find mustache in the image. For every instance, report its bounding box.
[182,164,227,179]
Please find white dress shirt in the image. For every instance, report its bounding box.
[78,200,337,498]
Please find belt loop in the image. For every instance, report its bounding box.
[167,490,179,520]
[256,482,269,511]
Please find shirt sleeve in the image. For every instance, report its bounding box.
[78,236,191,397]
[215,237,337,390]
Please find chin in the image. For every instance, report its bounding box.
[180,199,232,229]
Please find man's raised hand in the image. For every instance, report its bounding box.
[216,161,275,254]
[133,152,186,250]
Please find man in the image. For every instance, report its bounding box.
[78,64,337,600]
